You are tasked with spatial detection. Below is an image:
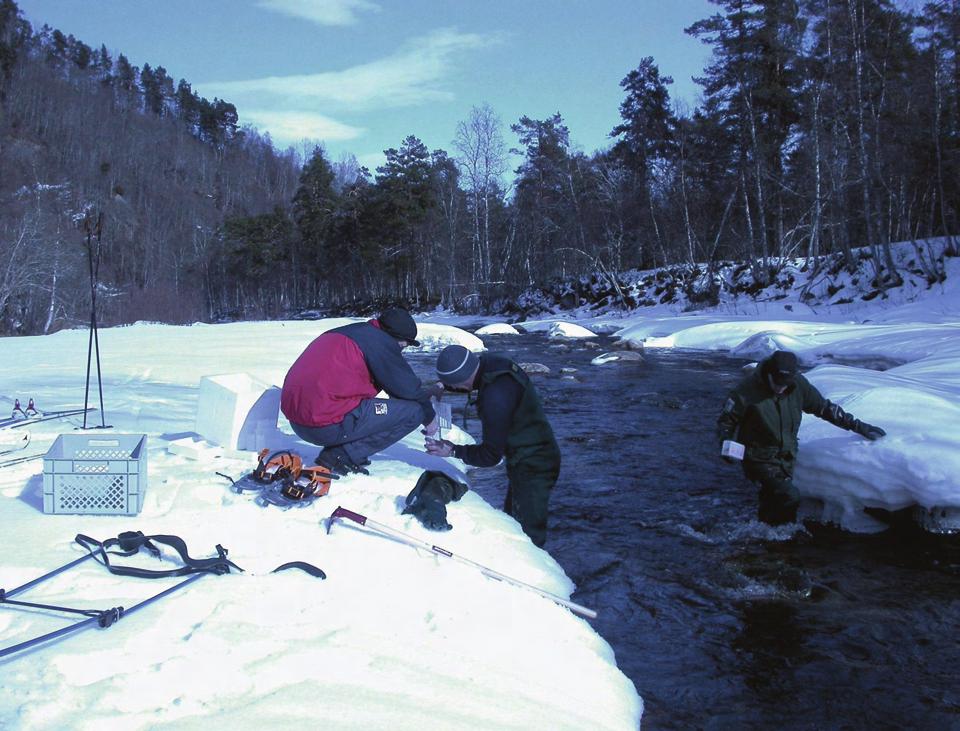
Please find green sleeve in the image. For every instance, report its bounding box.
[717,391,746,443]
[800,376,827,415]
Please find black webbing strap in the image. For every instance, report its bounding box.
[72,531,326,579]
[74,531,242,579]
[0,531,327,660]
[272,561,327,579]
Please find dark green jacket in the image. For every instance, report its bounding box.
[717,366,830,467]
[454,354,560,472]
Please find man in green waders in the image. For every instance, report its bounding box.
[717,350,886,525]
[424,345,561,547]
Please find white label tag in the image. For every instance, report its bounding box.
[375,403,388,416]
[432,398,452,429]
[721,440,745,460]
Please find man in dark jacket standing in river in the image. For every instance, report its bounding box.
[423,345,561,547]
[281,308,441,475]
[717,350,886,525]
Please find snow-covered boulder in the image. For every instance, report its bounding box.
[728,331,813,362]
[591,351,644,366]
[414,322,484,352]
[476,322,520,336]
[548,322,596,339]
[520,362,551,375]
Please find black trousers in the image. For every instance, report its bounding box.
[505,455,561,548]
[743,459,800,526]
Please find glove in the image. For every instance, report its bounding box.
[401,471,469,531]
[855,421,886,441]
[402,479,452,531]
[425,437,455,458]
[402,493,451,531]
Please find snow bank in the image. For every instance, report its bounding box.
[0,320,641,730]
[604,256,960,533]
[475,323,520,336]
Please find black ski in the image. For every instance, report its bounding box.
[0,432,30,457]
[0,407,94,430]
[0,451,43,469]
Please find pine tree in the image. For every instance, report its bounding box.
[93,43,112,84]
[140,62,160,114]
[292,145,338,298]
[611,57,676,177]
[113,52,138,108]
[917,0,960,243]
[373,135,436,298]
[0,0,30,86]
[610,57,678,270]
[71,38,91,69]
[687,0,804,276]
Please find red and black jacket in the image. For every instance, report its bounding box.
[281,320,435,428]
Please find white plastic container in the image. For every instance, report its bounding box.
[721,440,745,461]
[43,434,147,515]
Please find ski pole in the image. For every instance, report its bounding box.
[3,553,97,598]
[0,573,206,660]
[326,506,597,620]
[0,610,111,659]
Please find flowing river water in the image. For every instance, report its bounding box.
[410,332,960,730]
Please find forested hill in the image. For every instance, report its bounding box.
[0,0,958,336]
[0,0,300,334]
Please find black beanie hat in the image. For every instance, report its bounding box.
[378,308,420,346]
[436,344,480,386]
[764,350,799,386]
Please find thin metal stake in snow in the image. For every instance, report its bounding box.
[326,506,598,620]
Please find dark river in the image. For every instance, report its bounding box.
[411,332,960,730]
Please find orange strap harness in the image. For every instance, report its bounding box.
[252,449,335,500]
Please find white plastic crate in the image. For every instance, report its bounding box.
[43,434,148,515]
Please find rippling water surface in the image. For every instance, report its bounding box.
[412,333,960,729]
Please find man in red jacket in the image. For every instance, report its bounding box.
[281,308,441,475]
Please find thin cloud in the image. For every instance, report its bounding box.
[202,28,497,111]
[256,0,380,26]
[242,109,365,145]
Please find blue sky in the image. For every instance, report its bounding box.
[17,0,715,170]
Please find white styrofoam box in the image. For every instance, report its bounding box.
[195,373,280,450]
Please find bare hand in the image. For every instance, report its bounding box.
[425,436,455,458]
[422,417,439,437]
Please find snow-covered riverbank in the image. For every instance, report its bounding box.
[0,320,641,730]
